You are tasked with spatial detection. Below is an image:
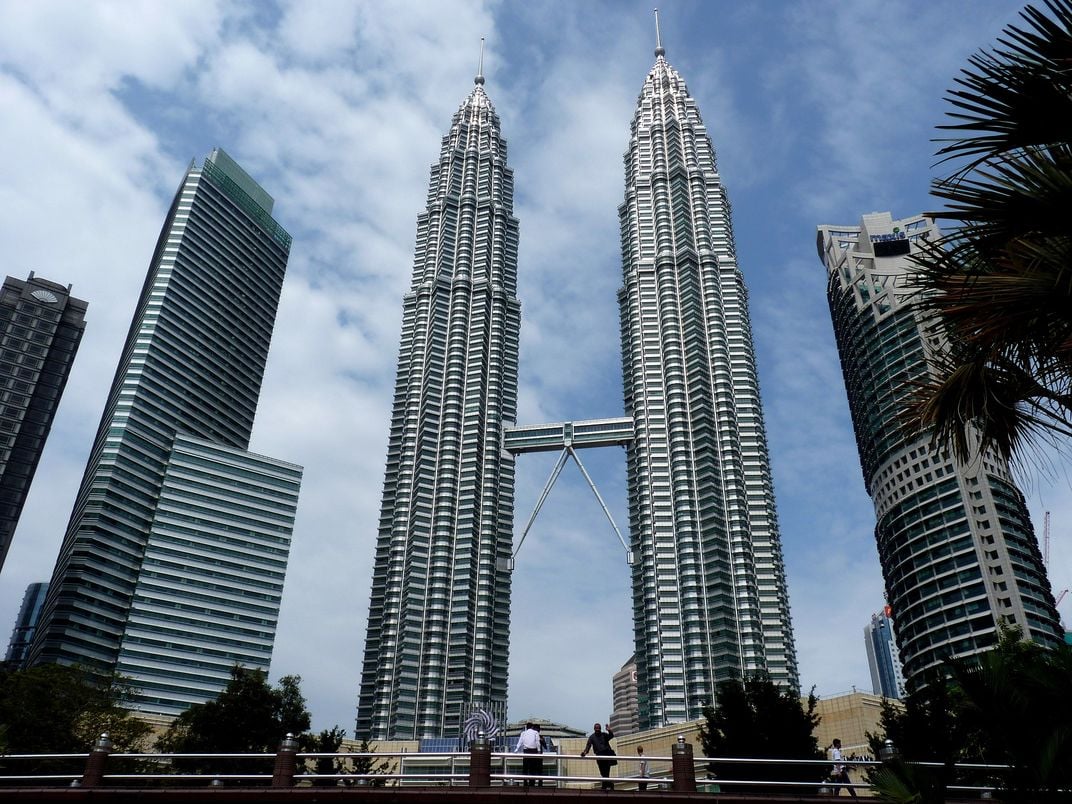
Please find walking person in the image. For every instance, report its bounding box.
[829,739,857,799]
[515,722,541,787]
[636,745,649,791]
[580,722,616,790]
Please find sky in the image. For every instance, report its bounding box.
[1,0,1070,735]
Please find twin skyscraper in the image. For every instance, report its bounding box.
[357,35,796,740]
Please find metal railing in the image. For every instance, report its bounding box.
[0,732,1010,797]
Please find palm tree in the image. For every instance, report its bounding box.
[908,0,1072,463]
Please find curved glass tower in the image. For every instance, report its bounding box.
[618,39,797,727]
[819,212,1063,688]
[356,68,521,740]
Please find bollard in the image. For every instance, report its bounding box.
[469,731,492,788]
[80,732,113,787]
[272,732,300,787]
[671,734,696,793]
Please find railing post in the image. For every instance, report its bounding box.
[80,732,112,787]
[272,732,299,787]
[671,734,696,793]
[469,731,491,788]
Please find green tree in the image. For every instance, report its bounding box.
[866,671,974,804]
[867,629,1072,803]
[698,673,822,794]
[156,666,311,780]
[301,726,347,787]
[948,631,1072,802]
[907,0,1072,462]
[348,737,393,787]
[0,663,151,754]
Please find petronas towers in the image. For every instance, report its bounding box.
[358,36,796,739]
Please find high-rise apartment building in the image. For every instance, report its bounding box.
[30,149,302,715]
[864,607,905,699]
[356,67,521,740]
[4,581,48,667]
[819,211,1063,688]
[618,37,797,726]
[0,274,86,572]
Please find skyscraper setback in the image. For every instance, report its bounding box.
[819,212,1062,689]
[358,33,797,738]
[30,149,302,716]
[356,66,521,740]
[618,37,797,725]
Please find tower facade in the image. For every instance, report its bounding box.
[30,149,302,714]
[609,654,639,737]
[0,273,86,572]
[864,607,905,699]
[618,43,797,727]
[356,71,521,739]
[819,211,1063,688]
[4,581,49,667]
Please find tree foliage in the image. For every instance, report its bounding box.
[0,663,151,755]
[698,673,822,793]
[157,666,310,755]
[347,737,393,787]
[302,726,348,787]
[907,0,1072,462]
[156,666,311,780]
[868,629,1072,803]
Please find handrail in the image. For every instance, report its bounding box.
[0,737,1017,797]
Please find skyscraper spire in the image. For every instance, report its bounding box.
[475,36,485,86]
[356,70,520,740]
[654,8,665,57]
[620,37,797,727]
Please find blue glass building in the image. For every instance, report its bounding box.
[30,149,302,714]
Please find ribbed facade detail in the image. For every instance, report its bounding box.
[819,212,1063,688]
[618,51,797,728]
[356,79,521,740]
[0,274,86,572]
[30,149,301,714]
[116,435,301,715]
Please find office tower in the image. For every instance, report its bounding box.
[864,607,905,699]
[356,65,521,739]
[609,654,639,737]
[4,581,48,667]
[618,35,797,727]
[0,274,87,572]
[819,211,1063,688]
[30,149,302,715]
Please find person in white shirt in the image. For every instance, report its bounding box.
[829,739,857,799]
[515,722,542,786]
[636,745,649,791]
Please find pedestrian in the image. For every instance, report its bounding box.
[535,723,546,787]
[580,722,616,790]
[829,739,857,799]
[636,745,649,791]
[515,722,541,787]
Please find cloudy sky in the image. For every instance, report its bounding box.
[2,0,1069,735]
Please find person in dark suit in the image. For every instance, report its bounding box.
[580,722,616,790]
